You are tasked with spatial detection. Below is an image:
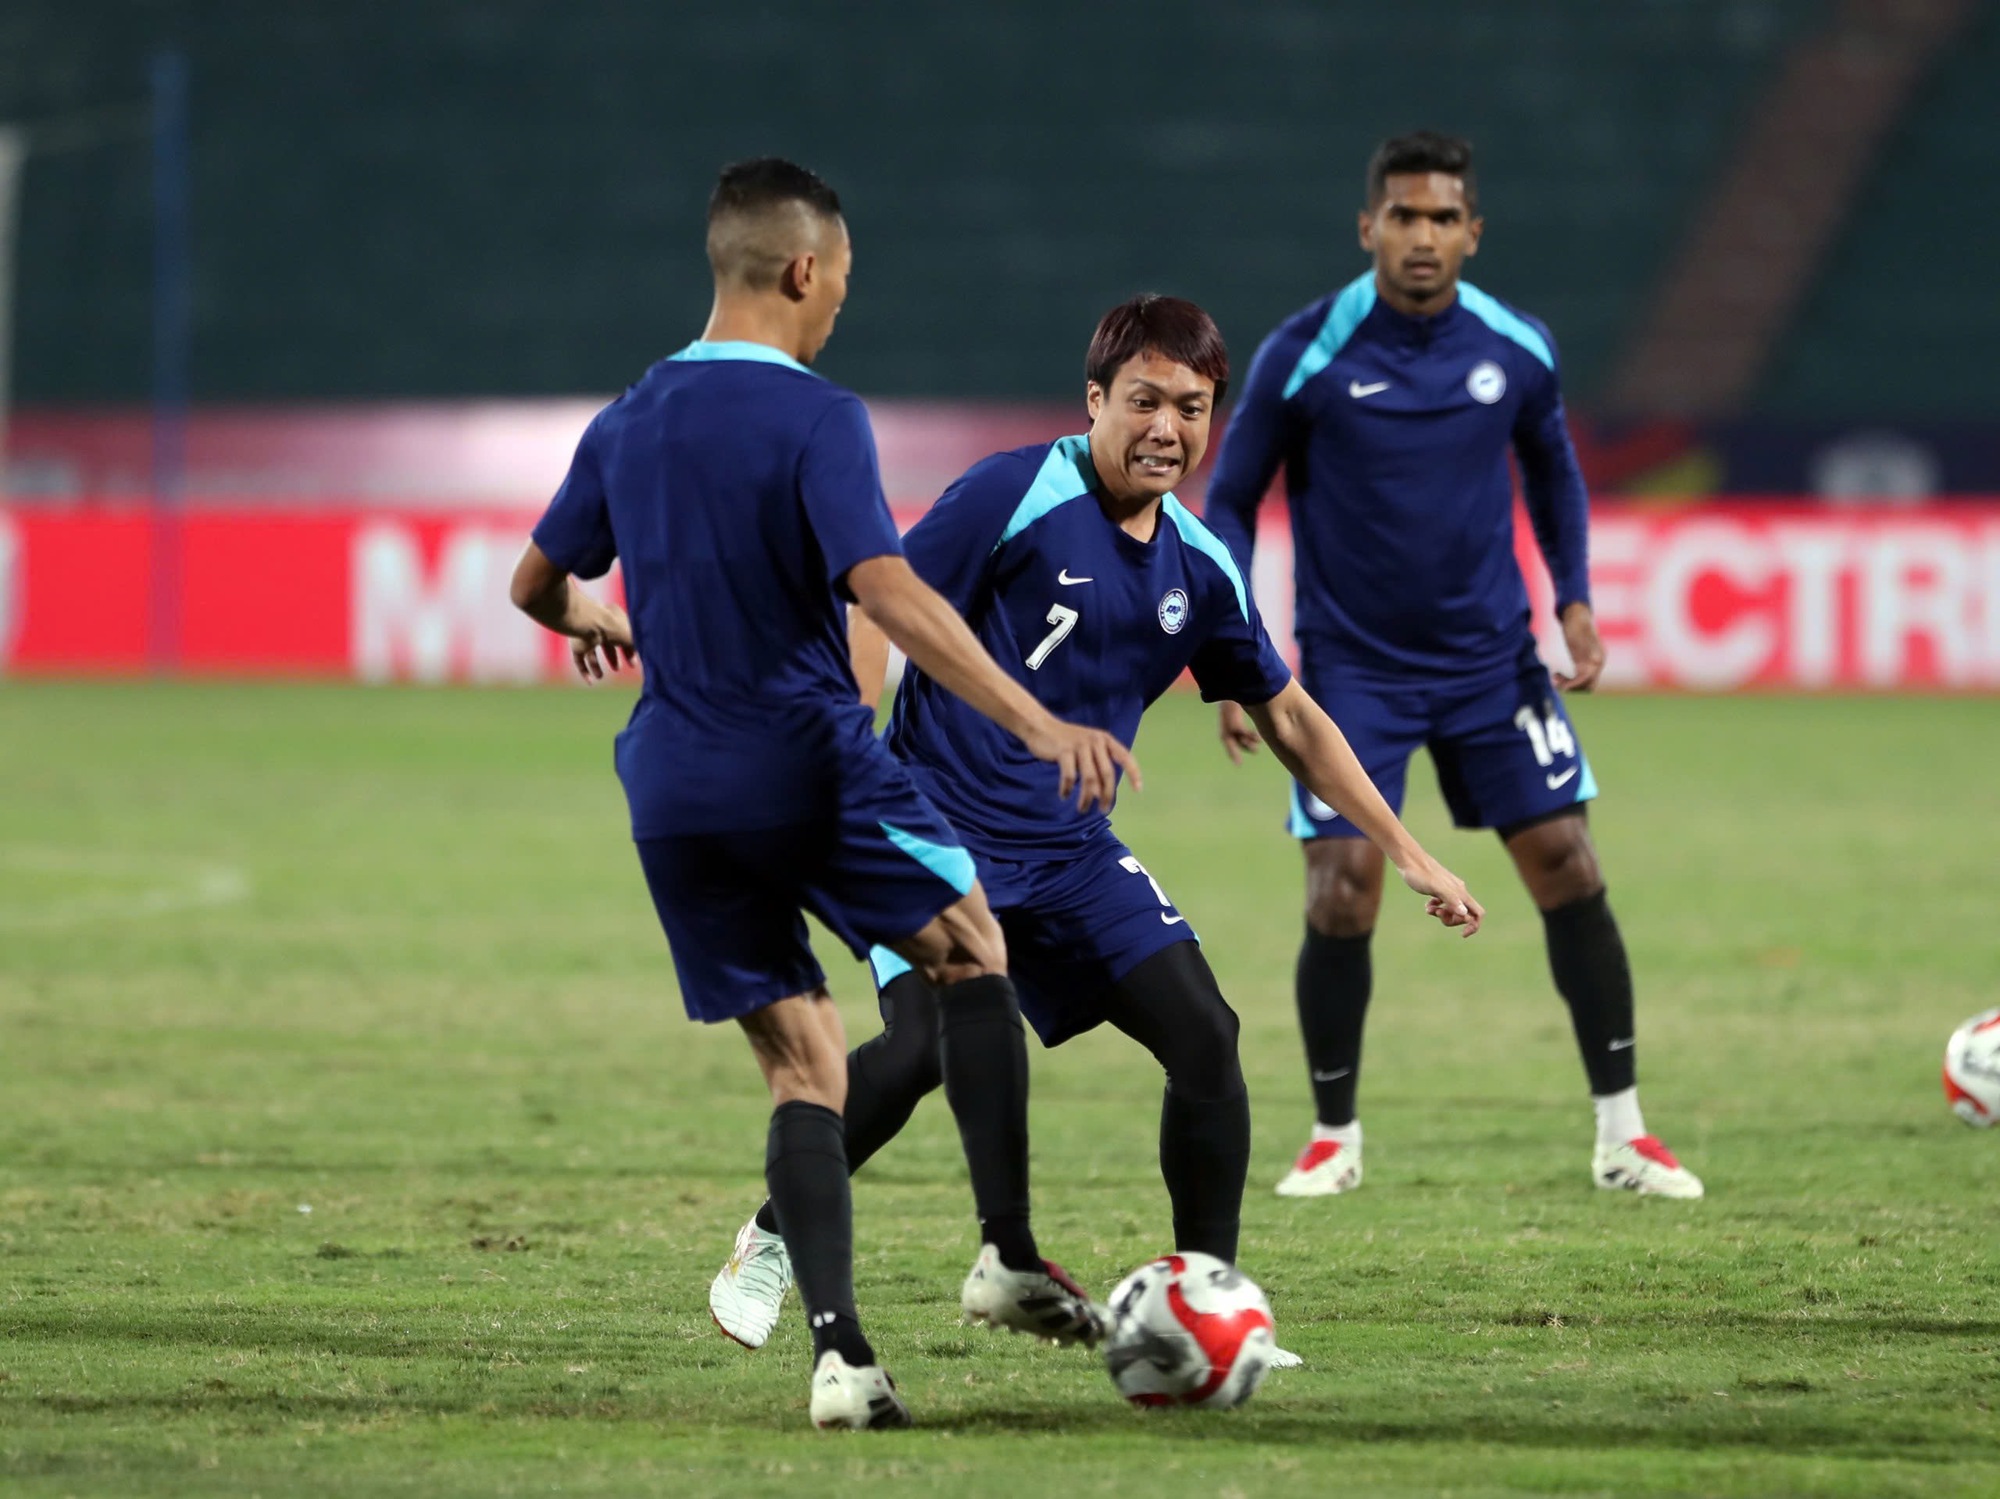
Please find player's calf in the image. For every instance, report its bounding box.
[714,970,945,1350]
[1102,943,1252,1259]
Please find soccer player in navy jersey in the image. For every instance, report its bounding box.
[1202,131,1703,1202]
[509,159,1140,1429]
[708,295,1483,1355]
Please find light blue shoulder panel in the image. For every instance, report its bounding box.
[1455,284,1555,370]
[995,434,1095,549]
[1281,275,1377,400]
[1162,494,1251,622]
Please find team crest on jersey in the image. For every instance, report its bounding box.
[1157,588,1189,634]
[1467,360,1507,404]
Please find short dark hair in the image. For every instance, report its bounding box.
[1085,295,1230,403]
[706,157,844,289]
[1366,130,1476,208]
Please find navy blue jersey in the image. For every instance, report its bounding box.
[885,435,1293,859]
[531,340,902,838]
[1203,275,1590,683]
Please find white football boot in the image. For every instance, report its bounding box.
[1274,1136,1362,1197]
[709,1217,793,1349]
[959,1244,1107,1346]
[1593,1135,1704,1199]
[1268,1345,1305,1369]
[809,1350,912,1430]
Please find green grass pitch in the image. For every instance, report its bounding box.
[2,682,1997,1497]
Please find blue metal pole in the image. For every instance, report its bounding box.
[150,48,190,674]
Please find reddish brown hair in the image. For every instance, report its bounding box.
[1085,295,1230,403]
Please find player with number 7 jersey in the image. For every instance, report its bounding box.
[708,296,1484,1358]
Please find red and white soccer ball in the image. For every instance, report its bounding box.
[1943,1008,2000,1126]
[1101,1252,1275,1409]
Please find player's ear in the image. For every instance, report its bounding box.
[1464,215,1483,258]
[1357,208,1375,253]
[780,251,815,304]
[1085,381,1106,422]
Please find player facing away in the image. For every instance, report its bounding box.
[707,295,1483,1354]
[1202,131,1703,1202]
[508,159,1142,1430]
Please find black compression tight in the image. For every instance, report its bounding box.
[1104,943,1251,1263]
[756,942,1251,1261]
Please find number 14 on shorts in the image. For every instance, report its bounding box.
[1514,702,1576,767]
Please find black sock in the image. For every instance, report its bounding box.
[753,974,942,1236]
[1159,1088,1251,1263]
[1296,927,1372,1126]
[1542,888,1637,1096]
[764,1100,873,1367]
[937,974,1038,1272]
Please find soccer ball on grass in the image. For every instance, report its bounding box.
[1943,1007,2000,1126]
[1101,1252,1274,1409]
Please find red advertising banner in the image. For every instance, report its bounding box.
[2,502,1997,690]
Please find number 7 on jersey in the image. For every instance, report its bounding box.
[1026,603,1079,671]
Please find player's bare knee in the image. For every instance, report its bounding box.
[942,889,1008,980]
[891,897,1007,988]
[767,1069,845,1112]
[1509,815,1603,909]
[952,927,1006,980]
[741,994,848,1111]
[1304,842,1383,937]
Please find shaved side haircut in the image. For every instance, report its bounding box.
[706,157,845,291]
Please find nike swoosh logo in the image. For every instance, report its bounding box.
[1311,1068,1352,1082]
[1607,1037,1635,1052]
[1349,380,1390,398]
[1057,569,1093,585]
[1546,767,1579,789]
[1160,913,1186,926]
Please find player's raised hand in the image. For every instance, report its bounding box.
[1217,701,1263,765]
[1395,854,1483,937]
[1023,718,1141,814]
[1554,602,1605,693]
[571,604,637,682]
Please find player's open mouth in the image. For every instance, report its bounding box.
[1134,454,1179,477]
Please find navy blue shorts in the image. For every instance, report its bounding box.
[869,832,1197,1047]
[635,764,973,1025]
[1290,642,1598,840]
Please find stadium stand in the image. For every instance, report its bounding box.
[1754,0,2000,419]
[2,0,1823,404]
[1605,0,1974,418]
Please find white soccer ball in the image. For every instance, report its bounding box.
[1101,1252,1275,1409]
[1943,1007,2000,1126]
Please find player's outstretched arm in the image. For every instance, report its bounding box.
[509,541,636,681]
[1244,679,1483,936]
[846,554,1140,813]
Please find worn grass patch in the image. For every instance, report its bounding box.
[2,684,1997,1496]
